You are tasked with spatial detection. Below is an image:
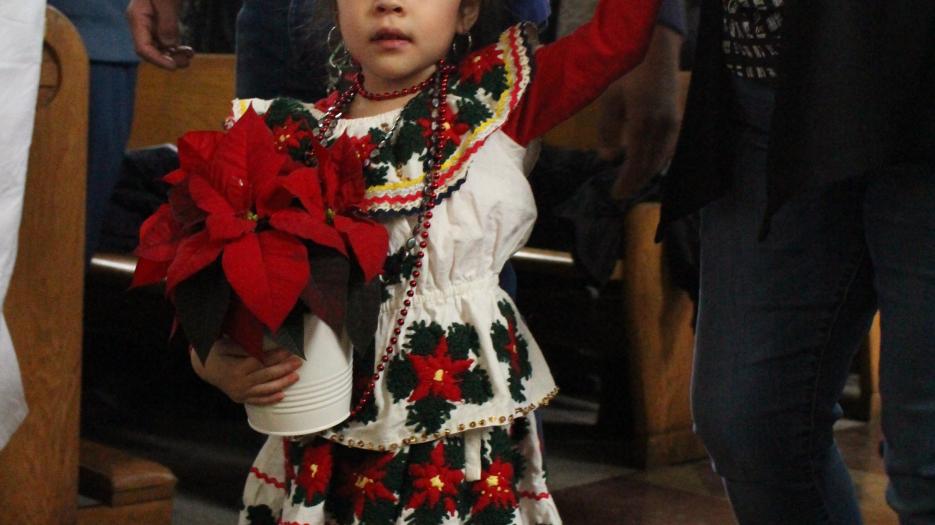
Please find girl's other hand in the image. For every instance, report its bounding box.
[190,338,303,405]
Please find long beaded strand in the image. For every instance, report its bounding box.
[350,62,454,417]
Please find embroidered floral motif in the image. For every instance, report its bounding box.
[490,301,533,402]
[386,321,494,434]
[409,336,475,402]
[406,441,465,516]
[287,439,334,507]
[465,426,526,524]
[471,459,517,514]
[459,47,505,85]
[331,451,403,524]
[270,116,311,153]
[417,104,470,148]
[261,98,319,164]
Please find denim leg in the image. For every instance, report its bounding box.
[86,62,137,263]
[864,162,935,524]
[235,0,328,101]
[692,78,877,524]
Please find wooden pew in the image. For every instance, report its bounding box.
[0,8,88,523]
[0,8,176,524]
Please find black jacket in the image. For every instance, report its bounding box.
[658,0,935,238]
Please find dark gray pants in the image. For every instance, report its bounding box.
[694,77,935,525]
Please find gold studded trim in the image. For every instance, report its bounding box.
[319,387,559,452]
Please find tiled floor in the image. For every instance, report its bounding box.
[549,417,898,524]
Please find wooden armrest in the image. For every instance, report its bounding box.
[90,246,624,287]
[79,440,177,507]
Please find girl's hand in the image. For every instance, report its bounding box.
[190,338,303,405]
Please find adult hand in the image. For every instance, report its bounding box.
[606,25,684,200]
[190,338,303,405]
[126,0,193,70]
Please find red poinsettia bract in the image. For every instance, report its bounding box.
[132,106,388,360]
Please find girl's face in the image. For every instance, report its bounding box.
[337,0,479,92]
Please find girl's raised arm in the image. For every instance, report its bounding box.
[503,0,662,146]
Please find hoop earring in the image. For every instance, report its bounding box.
[326,25,354,86]
[450,32,473,59]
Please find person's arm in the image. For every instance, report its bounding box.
[190,338,302,405]
[606,24,683,198]
[126,0,193,70]
[502,0,662,145]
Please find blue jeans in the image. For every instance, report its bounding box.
[235,0,328,101]
[87,61,137,262]
[693,77,935,524]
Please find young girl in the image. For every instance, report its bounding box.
[197,0,659,522]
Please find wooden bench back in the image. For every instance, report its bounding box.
[0,7,88,524]
[128,55,236,149]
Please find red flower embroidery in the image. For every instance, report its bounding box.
[408,337,474,402]
[407,442,464,514]
[314,90,341,112]
[270,116,310,153]
[294,441,333,504]
[459,48,504,84]
[348,134,378,165]
[418,105,470,148]
[337,453,398,518]
[504,319,521,373]
[471,459,517,513]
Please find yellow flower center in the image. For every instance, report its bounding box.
[326,208,335,224]
[433,369,445,382]
[443,122,452,131]
[246,211,259,222]
[309,463,318,477]
[355,475,373,489]
[486,475,499,488]
[430,475,444,490]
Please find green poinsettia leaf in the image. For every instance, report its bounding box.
[460,367,494,405]
[406,396,456,434]
[404,321,445,356]
[456,98,493,128]
[386,354,417,402]
[270,305,305,358]
[174,260,231,364]
[445,323,479,360]
[346,277,382,352]
[300,252,350,334]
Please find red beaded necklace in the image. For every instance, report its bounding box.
[354,71,437,101]
[314,61,455,418]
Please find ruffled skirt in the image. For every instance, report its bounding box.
[239,417,561,525]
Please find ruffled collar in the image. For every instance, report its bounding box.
[237,23,535,218]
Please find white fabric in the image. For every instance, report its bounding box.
[233,98,558,452]
[319,108,556,450]
[0,0,45,451]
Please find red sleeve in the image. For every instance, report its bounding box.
[502,0,662,146]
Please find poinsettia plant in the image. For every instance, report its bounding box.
[132,107,389,363]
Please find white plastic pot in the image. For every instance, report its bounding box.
[245,314,353,436]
